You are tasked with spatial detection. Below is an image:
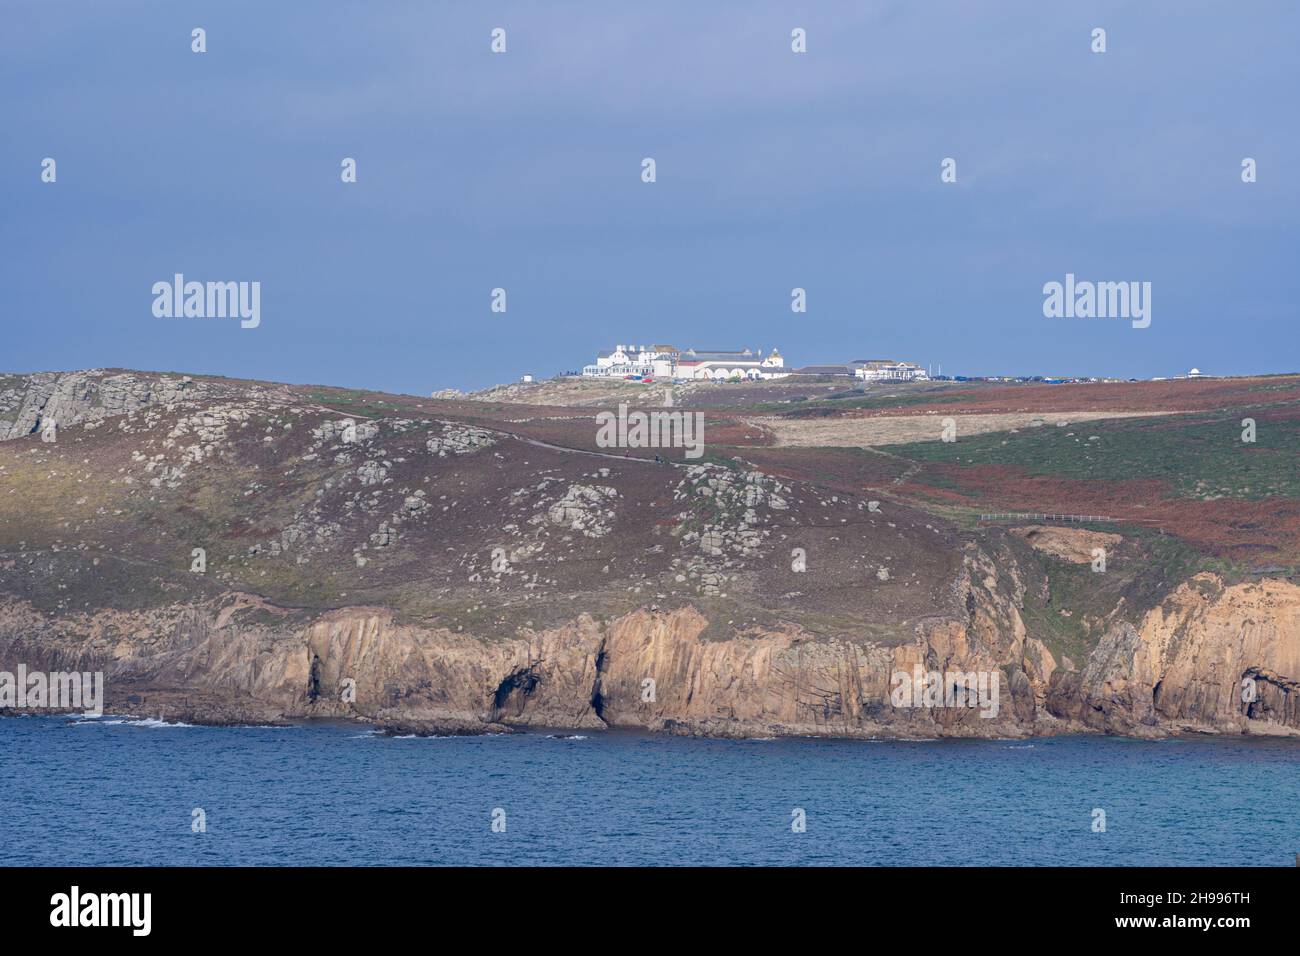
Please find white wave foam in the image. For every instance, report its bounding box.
[125,717,194,728]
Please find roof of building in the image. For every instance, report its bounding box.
[679,358,766,366]
[792,364,855,376]
[681,348,759,360]
[598,345,779,363]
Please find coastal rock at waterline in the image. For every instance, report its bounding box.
[2,571,1296,739]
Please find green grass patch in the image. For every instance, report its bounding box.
[883,410,1300,500]
[1013,526,1236,668]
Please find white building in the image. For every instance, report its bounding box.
[1155,368,1213,382]
[585,343,678,379]
[676,347,786,380]
[583,344,787,381]
[850,359,929,382]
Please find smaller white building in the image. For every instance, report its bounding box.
[851,359,929,382]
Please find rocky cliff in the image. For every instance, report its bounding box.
[2,566,1295,738]
[1,369,1297,739]
[1047,574,1300,735]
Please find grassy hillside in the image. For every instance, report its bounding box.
[884,409,1300,501]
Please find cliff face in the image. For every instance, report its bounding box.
[1047,574,1300,735]
[3,563,1295,739]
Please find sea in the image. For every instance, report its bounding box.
[1,715,1295,866]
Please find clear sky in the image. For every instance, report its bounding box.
[3,1,1296,393]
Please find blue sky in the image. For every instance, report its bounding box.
[3,1,1296,393]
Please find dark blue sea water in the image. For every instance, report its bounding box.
[1,716,1296,866]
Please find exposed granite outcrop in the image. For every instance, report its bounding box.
[0,370,214,440]
[1046,573,1300,735]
